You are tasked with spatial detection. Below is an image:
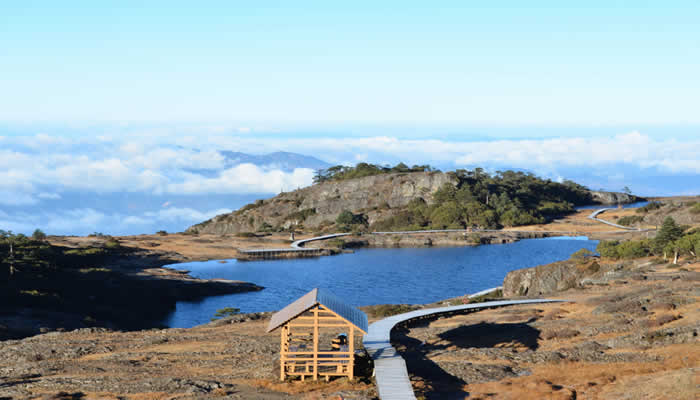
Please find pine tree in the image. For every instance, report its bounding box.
[654,217,683,258]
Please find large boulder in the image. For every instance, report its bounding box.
[503,259,602,297]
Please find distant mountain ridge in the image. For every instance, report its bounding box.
[219,151,331,171]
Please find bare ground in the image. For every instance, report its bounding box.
[393,260,700,400]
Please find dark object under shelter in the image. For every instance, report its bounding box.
[267,288,368,381]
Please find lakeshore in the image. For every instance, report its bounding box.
[2,257,696,399]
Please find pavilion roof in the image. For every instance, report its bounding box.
[267,288,368,333]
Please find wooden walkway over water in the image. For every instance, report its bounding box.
[237,248,327,260]
[363,296,566,400]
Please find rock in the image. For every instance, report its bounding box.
[503,260,598,297]
[590,190,643,205]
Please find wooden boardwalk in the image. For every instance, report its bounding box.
[291,233,352,248]
[363,297,566,400]
[588,208,642,230]
[237,248,327,259]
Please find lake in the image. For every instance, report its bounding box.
[165,236,598,328]
[575,201,649,210]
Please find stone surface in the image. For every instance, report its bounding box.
[188,172,459,234]
[589,190,643,205]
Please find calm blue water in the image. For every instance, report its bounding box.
[575,201,649,210]
[165,237,598,328]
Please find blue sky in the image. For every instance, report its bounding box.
[1,2,699,235]
[1,1,699,124]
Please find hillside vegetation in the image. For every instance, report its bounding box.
[188,164,631,235]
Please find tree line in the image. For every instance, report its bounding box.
[313,162,435,183]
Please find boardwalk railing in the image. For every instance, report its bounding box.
[363,298,566,400]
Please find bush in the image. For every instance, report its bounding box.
[597,239,650,259]
[258,222,275,233]
[596,240,620,258]
[211,307,240,321]
[616,240,651,259]
[618,215,644,226]
[235,232,257,238]
[31,229,47,241]
[104,239,121,249]
[336,210,367,229]
[571,248,595,261]
[636,201,663,214]
[689,202,700,215]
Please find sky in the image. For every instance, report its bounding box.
[0,2,699,235]
[2,1,699,124]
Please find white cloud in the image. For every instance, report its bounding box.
[166,164,315,194]
[0,206,234,236]
[144,207,232,222]
[449,132,700,173]
[1,129,698,216]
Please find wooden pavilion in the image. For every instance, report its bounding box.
[267,288,368,381]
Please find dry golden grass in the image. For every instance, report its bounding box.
[246,378,373,396]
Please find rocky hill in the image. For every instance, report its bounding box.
[188,168,642,235]
[188,171,456,234]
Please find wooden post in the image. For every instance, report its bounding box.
[348,325,355,380]
[312,307,318,381]
[280,324,287,381]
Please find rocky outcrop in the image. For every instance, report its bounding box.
[188,171,458,234]
[503,259,603,297]
[590,190,643,205]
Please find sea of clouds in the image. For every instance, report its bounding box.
[0,129,698,235]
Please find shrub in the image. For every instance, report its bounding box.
[689,202,700,215]
[211,307,240,321]
[636,201,663,214]
[336,210,367,229]
[618,215,644,226]
[258,222,275,233]
[598,238,651,260]
[104,239,121,249]
[235,232,257,238]
[596,240,620,258]
[616,240,651,259]
[156,230,168,236]
[571,248,594,259]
